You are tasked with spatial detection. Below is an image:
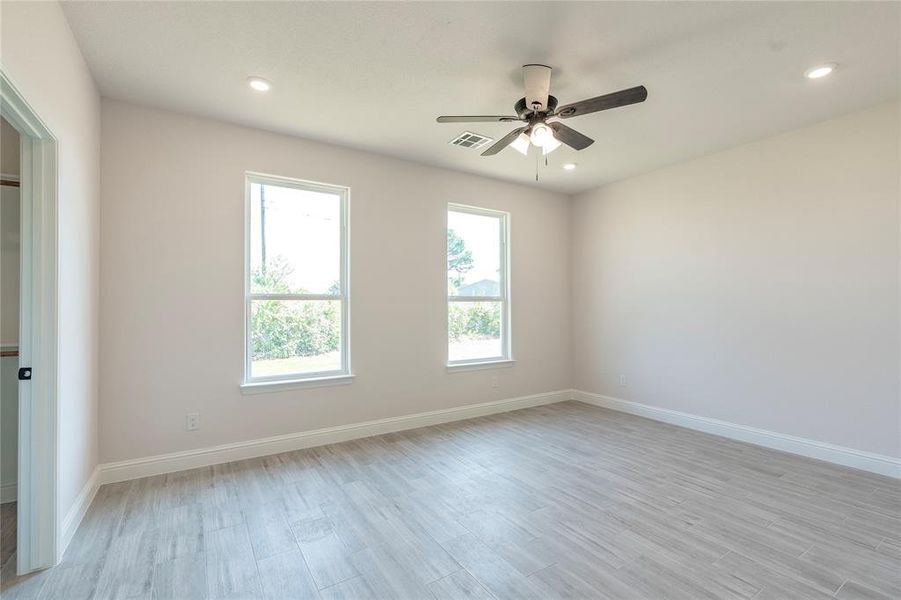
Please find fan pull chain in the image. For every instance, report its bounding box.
[535,148,540,182]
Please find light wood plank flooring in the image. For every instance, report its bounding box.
[2,401,899,599]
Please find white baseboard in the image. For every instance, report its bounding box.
[59,465,100,559]
[99,389,572,485]
[574,390,900,479]
[0,481,16,504]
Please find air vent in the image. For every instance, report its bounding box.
[449,131,493,150]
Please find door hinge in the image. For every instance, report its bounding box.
[18,367,32,381]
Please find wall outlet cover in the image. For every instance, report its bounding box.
[186,412,200,431]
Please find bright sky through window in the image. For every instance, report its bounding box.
[250,183,340,295]
[447,209,501,295]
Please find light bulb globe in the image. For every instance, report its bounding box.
[529,123,553,147]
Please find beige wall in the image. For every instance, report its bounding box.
[572,102,900,458]
[101,99,899,466]
[1,1,101,523]
[99,100,572,463]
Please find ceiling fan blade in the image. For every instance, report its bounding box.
[522,64,552,112]
[555,85,647,119]
[481,127,527,156]
[548,122,594,150]
[436,115,520,123]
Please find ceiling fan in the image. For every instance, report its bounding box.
[437,64,647,157]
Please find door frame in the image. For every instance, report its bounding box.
[1,70,59,575]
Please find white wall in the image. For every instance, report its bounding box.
[1,1,101,524]
[572,102,900,459]
[99,100,571,464]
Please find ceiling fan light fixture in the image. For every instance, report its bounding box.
[511,133,530,155]
[542,136,562,155]
[562,163,577,171]
[529,123,554,147]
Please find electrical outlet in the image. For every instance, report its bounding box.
[186,412,200,431]
[490,375,499,388]
[618,374,628,387]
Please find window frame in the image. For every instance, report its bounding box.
[446,203,512,368]
[243,172,351,386]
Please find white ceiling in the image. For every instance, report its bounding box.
[62,1,899,194]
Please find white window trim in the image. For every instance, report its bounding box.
[446,359,516,373]
[240,373,355,395]
[446,203,512,368]
[243,172,351,387]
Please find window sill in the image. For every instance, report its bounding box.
[446,359,515,373]
[240,374,355,395]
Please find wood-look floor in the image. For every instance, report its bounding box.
[1,401,899,600]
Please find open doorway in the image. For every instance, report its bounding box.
[1,71,59,576]
[1,115,21,571]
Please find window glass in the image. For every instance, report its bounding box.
[447,210,501,297]
[250,183,341,295]
[250,299,342,378]
[447,206,509,364]
[245,176,348,382]
[448,301,502,362]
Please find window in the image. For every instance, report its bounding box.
[244,173,349,385]
[447,204,510,365]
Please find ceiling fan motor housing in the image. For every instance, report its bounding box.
[515,95,558,120]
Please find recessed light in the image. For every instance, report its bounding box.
[248,77,271,92]
[805,63,836,79]
[562,163,577,171]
